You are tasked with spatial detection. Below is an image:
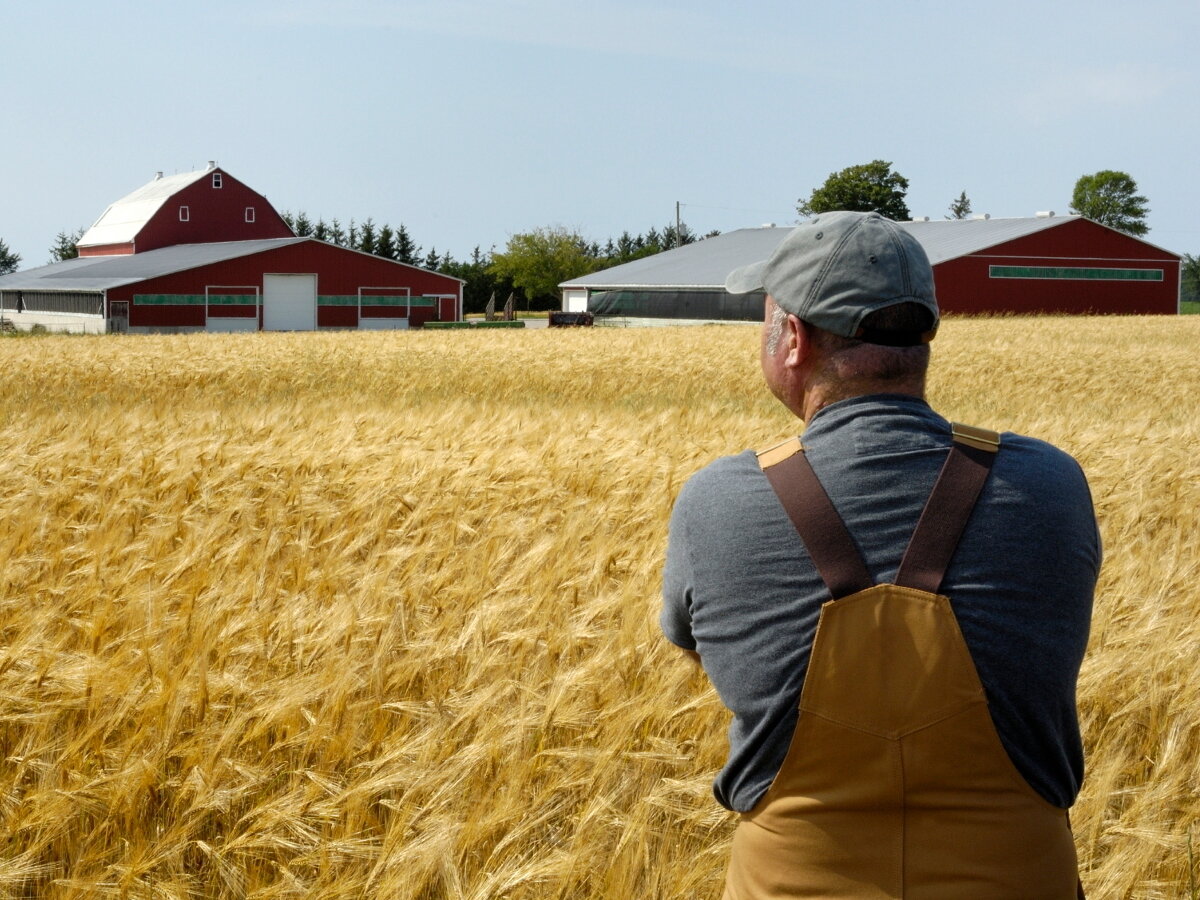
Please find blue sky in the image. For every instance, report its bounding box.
[4,0,1197,268]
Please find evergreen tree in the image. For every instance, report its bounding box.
[358,218,377,256]
[662,222,696,249]
[329,218,346,247]
[395,224,418,265]
[440,245,514,315]
[49,227,85,262]
[312,219,330,242]
[0,237,21,275]
[946,191,972,220]
[293,212,313,237]
[375,224,397,260]
[423,247,441,270]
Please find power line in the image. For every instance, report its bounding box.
[678,201,795,217]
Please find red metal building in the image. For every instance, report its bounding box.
[905,215,1178,316]
[0,164,463,333]
[560,214,1181,319]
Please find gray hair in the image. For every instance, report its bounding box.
[765,303,788,355]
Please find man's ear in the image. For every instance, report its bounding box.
[783,315,810,368]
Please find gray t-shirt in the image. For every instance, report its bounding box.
[661,395,1100,813]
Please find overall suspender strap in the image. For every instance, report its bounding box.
[893,424,1000,594]
[758,438,874,599]
[757,423,1001,599]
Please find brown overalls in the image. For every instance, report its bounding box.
[723,425,1082,900]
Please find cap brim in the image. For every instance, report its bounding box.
[725,260,767,295]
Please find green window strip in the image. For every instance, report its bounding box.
[134,294,258,306]
[134,294,442,307]
[136,294,204,305]
[320,295,437,307]
[989,266,1163,282]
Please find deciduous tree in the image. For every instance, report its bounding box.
[489,226,602,309]
[1181,253,1200,304]
[1070,170,1150,236]
[798,160,911,221]
[441,246,517,315]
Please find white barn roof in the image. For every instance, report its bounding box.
[562,216,1083,290]
[78,168,214,249]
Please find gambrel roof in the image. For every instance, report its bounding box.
[78,168,217,249]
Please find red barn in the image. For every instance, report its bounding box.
[560,214,1181,320]
[0,164,462,333]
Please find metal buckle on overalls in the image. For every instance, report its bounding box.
[756,436,804,469]
[951,422,1001,453]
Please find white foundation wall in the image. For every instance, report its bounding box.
[0,311,107,334]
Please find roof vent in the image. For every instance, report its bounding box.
[207,160,217,170]
[1035,210,1055,218]
[761,222,776,228]
[972,213,991,220]
[910,216,930,222]
[154,171,163,180]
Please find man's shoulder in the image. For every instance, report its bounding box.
[673,449,776,519]
[994,431,1089,483]
[680,449,764,488]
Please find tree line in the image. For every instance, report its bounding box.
[279,212,711,312]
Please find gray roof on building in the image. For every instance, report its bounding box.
[0,239,309,292]
[560,214,1173,290]
[0,237,465,293]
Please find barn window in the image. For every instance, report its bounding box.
[245,207,256,223]
[989,265,1163,282]
[212,172,223,188]
[179,206,190,222]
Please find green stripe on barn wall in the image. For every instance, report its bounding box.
[135,294,258,305]
[989,266,1163,282]
[321,296,437,307]
[134,295,440,306]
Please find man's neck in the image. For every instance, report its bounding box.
[801,381,926,423]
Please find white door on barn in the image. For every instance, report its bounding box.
[263,274,317,331]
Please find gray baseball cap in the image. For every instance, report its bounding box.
[726,211,938,343]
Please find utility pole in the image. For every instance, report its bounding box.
[676,201,681,247]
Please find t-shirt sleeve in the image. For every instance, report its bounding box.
[660,485,698,651]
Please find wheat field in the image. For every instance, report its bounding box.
[1,317,1197,899]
